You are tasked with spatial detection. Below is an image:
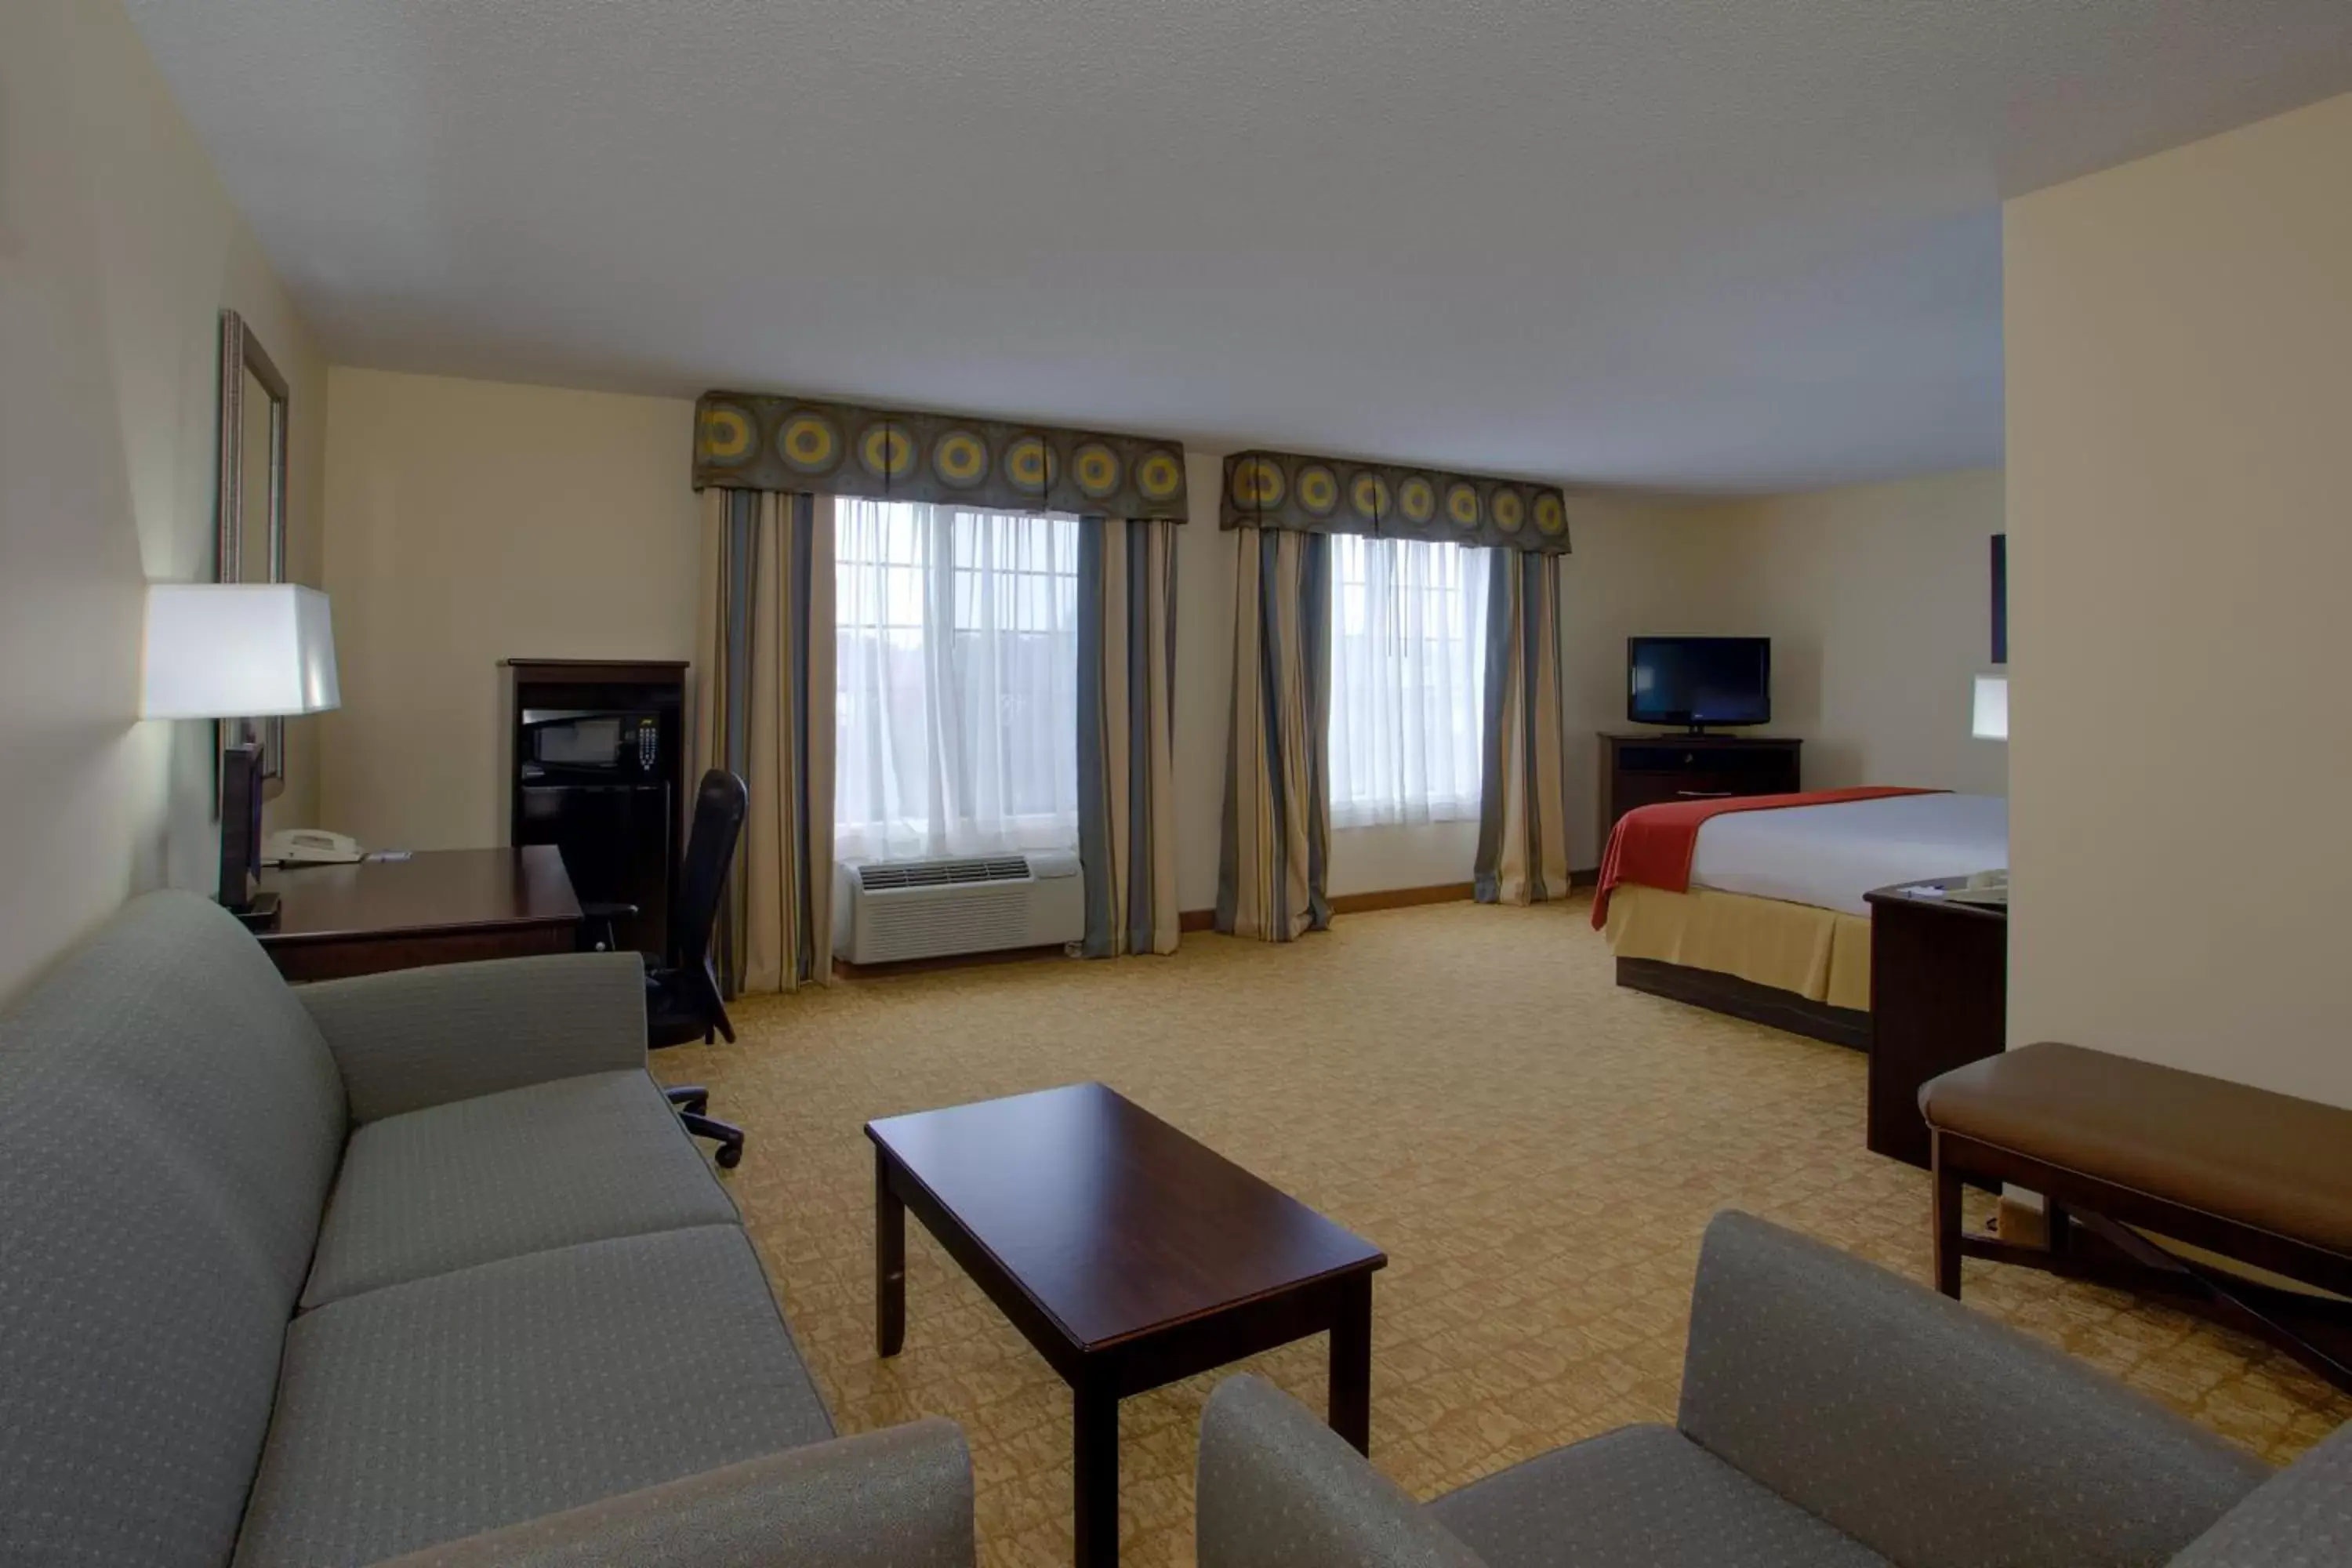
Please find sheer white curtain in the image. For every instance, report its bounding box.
[834,498,1081,861]
[1327,534,1489,827]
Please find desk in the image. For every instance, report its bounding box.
[1864,874,2007,1169]
[256,846,582,982]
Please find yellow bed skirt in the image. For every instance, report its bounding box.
[1602,884,1872,1014]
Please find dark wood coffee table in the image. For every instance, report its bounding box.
[867,1082,1385,1567]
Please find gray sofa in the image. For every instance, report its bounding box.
[0,891,971,1568]
[1199,1210,2350,1568]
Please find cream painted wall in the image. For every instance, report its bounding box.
[1687,470,2008,796]
[0,0,326,1000]
[1169,451,1502,911]
[2006,91,2352,1103]
[317,394,1713,911]
[1159,460,1726,908]
[319,370,703,850]
[314,370,1995,918]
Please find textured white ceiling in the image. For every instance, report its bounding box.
[127,0,2352,492]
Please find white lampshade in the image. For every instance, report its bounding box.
[141,583,341,719]
[1971,673,2008,740]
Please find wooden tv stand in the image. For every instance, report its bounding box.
[1598,731,1803,849]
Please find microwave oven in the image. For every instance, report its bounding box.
[518,708,662,776]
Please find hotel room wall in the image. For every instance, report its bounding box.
[318,376,1702,904]
[2005,90,2352,1105]
[1690,470,2009,797]
[1172,482,1716,909]
[0,0,327,1000]
[318,370,703,851]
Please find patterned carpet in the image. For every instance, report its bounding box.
[651,897,2348,1567]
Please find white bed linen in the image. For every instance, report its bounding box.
[1686,793,2008,916]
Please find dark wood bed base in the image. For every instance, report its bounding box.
[1615,956,1871,1052]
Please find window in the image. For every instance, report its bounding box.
[1327,534,1489,827]
[833,499,1080,861]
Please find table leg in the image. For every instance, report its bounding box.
[876,1147,906,1357]
[1328,1275,1372,1455]
[1073,1377,1120,1568]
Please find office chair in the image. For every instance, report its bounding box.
[586,768,750,1169]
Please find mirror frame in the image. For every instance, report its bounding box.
[214,308,292,786]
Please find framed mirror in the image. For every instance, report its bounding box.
[215,308,291,786]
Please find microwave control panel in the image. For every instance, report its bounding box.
[633,717,660,771]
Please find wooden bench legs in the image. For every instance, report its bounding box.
[1930,1132,1965,1298]
[1926,1127,2352,1394]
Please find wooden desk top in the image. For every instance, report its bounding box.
[257,846,582,948]
[866,1082,1385,1352]
[1864,873,2009,924]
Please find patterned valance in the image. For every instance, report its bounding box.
[693,391,1189,521]
[1220,449,1571,554]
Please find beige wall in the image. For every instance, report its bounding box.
[1687,470,2008,796]
[0,0,325,1000]
[319,370,703,849]
[2006,91,2352,1103]
[314,369,1994,909]
[316,386,1715,906]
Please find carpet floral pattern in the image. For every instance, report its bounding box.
[652,897,2347,1567]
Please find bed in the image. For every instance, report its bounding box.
[1598,791,2008,1048]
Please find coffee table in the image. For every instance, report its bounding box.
[867,1081,1385,1567]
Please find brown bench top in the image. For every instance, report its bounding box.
[1921,1041,2352,1258]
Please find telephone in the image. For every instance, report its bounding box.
[263,829,364,866]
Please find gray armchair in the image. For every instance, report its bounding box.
[1196,1211,2334,1568]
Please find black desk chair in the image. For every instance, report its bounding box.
[585,768,749,1169]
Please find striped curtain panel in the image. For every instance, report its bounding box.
[1218,527,1332,942]
[1078,519,1181,956]
[692,488,837,993]
[1475,548,1572,906]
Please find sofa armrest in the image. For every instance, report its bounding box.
[1676,1211,2271,1568]
[296,953,648,1123]
[1196,1377,1485,1568]
[375,1421,973,1568]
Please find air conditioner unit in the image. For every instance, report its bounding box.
[833,849,1085,965]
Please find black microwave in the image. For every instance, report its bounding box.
[519,709,662,777]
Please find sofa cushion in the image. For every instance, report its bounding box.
[2165,1419,2352,1566]
[0,891,347,1568]
[234,1225,836,1568]
[1426,1425,1893,1568]
[301,1069,740,1308]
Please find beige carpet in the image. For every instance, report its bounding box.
[652,896,2348,1567]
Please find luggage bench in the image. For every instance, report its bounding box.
[1921,1040,2352,1392]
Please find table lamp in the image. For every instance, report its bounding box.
[141,583,341,927]
[1972,673,2009,740]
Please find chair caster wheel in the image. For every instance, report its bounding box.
[716,1142,743,1170]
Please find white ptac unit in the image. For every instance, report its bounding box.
[833,850,1084,964]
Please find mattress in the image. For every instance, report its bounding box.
[1686,792,2008,916]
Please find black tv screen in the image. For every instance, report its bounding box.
[1628,637,1771,729]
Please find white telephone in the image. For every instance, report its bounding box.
[263,829,364,865]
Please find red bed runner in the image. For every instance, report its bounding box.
[1590,786,1944,929]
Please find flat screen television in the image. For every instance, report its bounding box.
[1627,637,1771,731]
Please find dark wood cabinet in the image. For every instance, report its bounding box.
[1865,877,2008,1169]
[1597,732,1802,848]
[505,659,688,960]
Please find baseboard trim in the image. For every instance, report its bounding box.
[844,869,1600,967]
[1179,871,1597,933]
[833,943,1069,980]
[1331,881,1474,914]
